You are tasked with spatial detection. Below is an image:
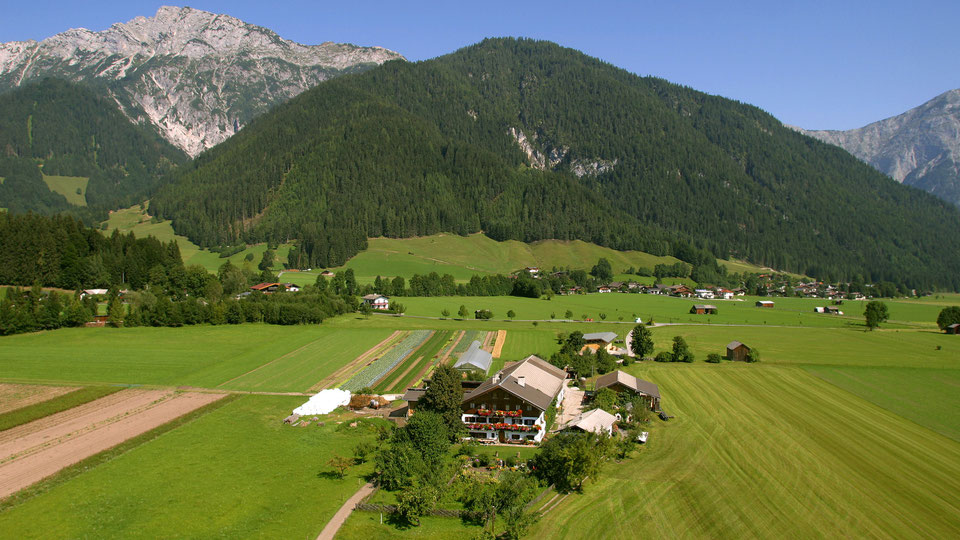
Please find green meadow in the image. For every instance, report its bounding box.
[41,174,87,206]
[0,396,386,538]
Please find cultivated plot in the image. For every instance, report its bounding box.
[0,384,77,414]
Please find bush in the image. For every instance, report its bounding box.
[706,353,722,363]
[654,351,673,363]
[745,348,761,363]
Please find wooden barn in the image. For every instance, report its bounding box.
[756,300,775,308]
[690,304,718,315]
[946,323,960,335]
[726,341,751,361]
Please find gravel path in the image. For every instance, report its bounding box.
[316,482,375,540]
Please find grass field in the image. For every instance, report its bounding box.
[0,395,386,538]
[0,325,385,390]
[528,364,960,538]
[41,174,87,206]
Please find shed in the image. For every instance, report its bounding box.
[690,304,718,315]
[726,341,751,362]
[561,408,617,435]
[947,323,960,335]
[756,300,775,308]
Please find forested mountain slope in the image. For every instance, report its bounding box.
[0,79,187,216]
[151,38,960,290]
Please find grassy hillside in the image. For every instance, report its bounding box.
[41,175,87,206]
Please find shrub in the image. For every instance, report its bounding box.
[706,353,722,363]
[654,351,673,363]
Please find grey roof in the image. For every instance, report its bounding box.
[693,305,718,310]
[463,355,566,412]
[595,370,660,399]
[582,332,618,343]
[402,388,427,402]
[726,341,749,351]
[453,341,493,373]
[362,294,388,301]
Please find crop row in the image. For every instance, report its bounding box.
[342,330,432,391]
[453,330,488,354]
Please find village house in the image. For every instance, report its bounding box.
[726,341,751,362]
[319,270,335,277]
[401,387,427,417]
[282,283,300,292]
[453,340,493,374]
[581,332,620,355]
[560,408,616,435]
[668,285,694,298]
[361,294,390,310]
[250,282,282,293]
[756,300,775,308]
[824,306,844,315]
[732,288,747,296]
[524,267,540,277]
[594,370,661,411]
[715,288,734,300]
[80,288,109,299]
[461,355,567,444]
[690,304,718,315]
[695,288,715,299]
[597,285,613,294]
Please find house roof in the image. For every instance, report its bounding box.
[250,282,280,291]
[595,370,660,399]
[757,300,775,304]
[402,388,427,402]
[362,294,388,301]
[562,408,616,433]
[948,323,960,329]
[726,341,749,351]
[693,304,717,310]
[582,332,618,343]
[453,341,493,373]
[463,355,566,411]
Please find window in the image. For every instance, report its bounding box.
[524,419,534,426]
[470,403,475,409]
[511,434,520,440]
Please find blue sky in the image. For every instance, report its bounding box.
[1,0,956,130]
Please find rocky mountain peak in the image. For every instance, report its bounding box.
[0,6,403,155]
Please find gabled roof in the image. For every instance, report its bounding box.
[693,304,717,310]
[562,408,616,433]
[463,355,565,411]
[595,370,660,399]
[402,388,427,402]
[582,332,618,343]
[453,341,493,373]
[250,282,280,291]
[362,294,388,301]
[726,341,748,351]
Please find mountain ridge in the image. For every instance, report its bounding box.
[795,89,960,206]
[0,6,403,155]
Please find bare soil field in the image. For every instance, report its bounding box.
[0,384,77,414]
[0,390,225,498]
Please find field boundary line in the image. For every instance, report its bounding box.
[217,334,342,389]
[309,330,405,391]
[492,330,507,358]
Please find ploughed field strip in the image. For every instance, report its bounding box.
[491,329,507,358]
[0,384,78,414]
[0,389,225,498]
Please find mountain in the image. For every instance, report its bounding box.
[0,78,188,216]
[150,38,960,290]
[0,6,403,156]
[796,89,960,207]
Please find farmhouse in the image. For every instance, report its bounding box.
[695,289,715,299]
[824,306,843,315]
[401,387,427,417]
[453,340,493,374]
[80,288,109,299]
[946,323,960,335]
[320,270,335,277]
[361,294,390,310]
[282,283,300,292]
[726,341,751,362]
[524,266,540,277]
[250,282,282,293]
[597,286,613,294]
[461,355,567,444]
[594,370,660,411]
[581,332,620,354]
[716,288,734,300]
[690,304,718,315]
[561,408,616,435]
[756,300,775,308]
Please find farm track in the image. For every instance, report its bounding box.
[492,330,507,358]
[439,330,466,366]
[309,331,405,391]
[0,390,225,498]
[0,384,77,414]
[373,331,436,391]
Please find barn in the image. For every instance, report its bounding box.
[726,341,751,361]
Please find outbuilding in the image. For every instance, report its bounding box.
[947,323,960,335]
[756,300,775,308]
[690,304,718,315]
[726,341,751,362]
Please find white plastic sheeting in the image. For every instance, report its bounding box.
[293,389,351,416]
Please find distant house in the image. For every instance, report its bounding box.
[824,306,843,315]
[608,282,624,290]
[695,289,715,299]
[561,408,616,435]
[453,341,493,374]
[362,294,390,310]
[402,387,427,417]
[250,282,282,293]
[581,332,620,355]
[524,267,540,277]
[461,355,567,444]
[597,286,612,294]
[594,370,660,411]
[690,304,718,315]
[716,288,734,300]
[320,270,335,277]
[756,300,775,308]
[946,323,960,335]
[80,288,109,299]
[814,306,826,313]
[282,283,300,292]
[668,285,694,298]
[732,288,747,296]
[726,341,751,362]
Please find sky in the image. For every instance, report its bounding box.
[0,0,956,130]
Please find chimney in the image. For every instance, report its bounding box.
[517,376,526,387]
[493,373,501,383]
